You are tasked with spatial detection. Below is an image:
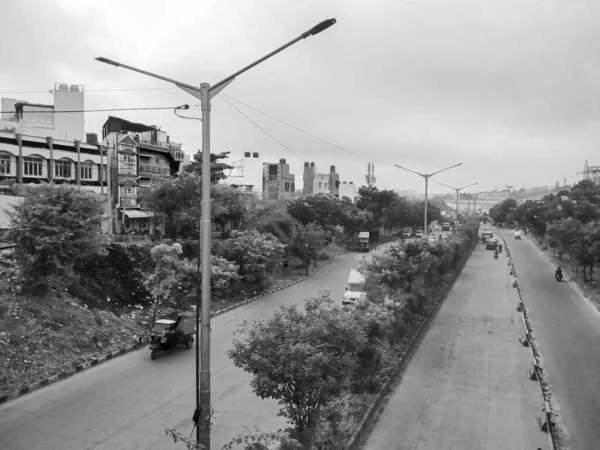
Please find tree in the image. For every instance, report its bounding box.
[356,186,400,227]
[184,150,233,184]
[242,197,297,243]
[227,292,366,447]
[489,198,517,224]
[7,183,106,295]
[176,254,241,304]
[216,230,285,290]
[289,222,327,275]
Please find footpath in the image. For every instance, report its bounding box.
[362,240,549,450]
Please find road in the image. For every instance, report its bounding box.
[499,229,600,450]
[0,249,382,450]
[363,239,547,449]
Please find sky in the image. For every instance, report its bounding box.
[2,0,599,195]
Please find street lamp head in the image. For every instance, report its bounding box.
[95,57,120,67]
[303,18,337,38]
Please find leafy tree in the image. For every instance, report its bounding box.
[184,150,233,184]
[7,183,106,295]
[211,183,247,231]
[242,197,297,243]
[489,198,517,224]
[381,197,415,231]
[410,201,443,228]
[289,222,327,275]
[227,292,366,447]
[176,254,241,303]
[216,230,285,290]
[356,186,400,226]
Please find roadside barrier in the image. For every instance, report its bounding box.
[504,233,557,450]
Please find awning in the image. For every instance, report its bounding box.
[124,210,154,219]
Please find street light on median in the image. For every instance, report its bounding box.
[394,163,462,235]
[438,181,478,223]
[95,17,336,450]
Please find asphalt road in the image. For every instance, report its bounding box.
[499,229,600,450]
[0,250,378,450]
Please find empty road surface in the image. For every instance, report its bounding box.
[0,250,372,450]
[499,230,600,450]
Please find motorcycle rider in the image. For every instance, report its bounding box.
[494,249,499,259]
[498,243,503,253]
[555,266,563,280]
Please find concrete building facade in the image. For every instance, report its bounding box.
[263,158,295,199]
[223,151,264,196]
[339,181,359,202]
[302,162,340,197]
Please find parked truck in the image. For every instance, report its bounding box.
[356,231,370,252]
[342,269,366,306]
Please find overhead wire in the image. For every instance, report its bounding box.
[0,87,177,94]
[0,105,195,114]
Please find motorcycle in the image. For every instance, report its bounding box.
[555,269,563,282]
[149,312,196,360]
[494,251,499,259]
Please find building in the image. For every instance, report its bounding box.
[339,181,359,202]
[263,158,296,199]
[223,151,265,196]
[101,116,186,234]
[303,162,340,197]
[1,82,85,142]
[582,160,600,186]
[0,130,111,230]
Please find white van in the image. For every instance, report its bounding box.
[342,269,366,306]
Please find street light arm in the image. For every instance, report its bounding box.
[438,181,458,192]
[210,18,336,92]
[428,162,463,178]
[458,182,478,191]
[394,164,426,178]
[95,57,202,94]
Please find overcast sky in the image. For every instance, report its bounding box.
[2,0,599,194]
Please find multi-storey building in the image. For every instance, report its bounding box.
[339,181,359,202]
[1,82,85,142]
[101,116,185,234]
[223,151,265,196]
[263,158,296,199]
[302,162,340,197]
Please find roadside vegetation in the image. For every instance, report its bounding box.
[0,172,442,400]
[489,179,600,305]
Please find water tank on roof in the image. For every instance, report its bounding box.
[58,84,69,91]
[279,158,286,164]
[330,165,335,172]
[310,162,315,167]
[252,152,259,158]
[244,152,251,157]
[69,85,80,92]
[304,162,309,167]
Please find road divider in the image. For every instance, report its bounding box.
[0,249,350,406]
[499,234,558,450]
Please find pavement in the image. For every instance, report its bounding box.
[0,250,371,450]
[363,239,549,450]
[498,228,600,450]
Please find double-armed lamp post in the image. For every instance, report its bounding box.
[394,163,462,235]
[95,18,336,450]
[438,181,478,223]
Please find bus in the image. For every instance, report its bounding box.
[441,222,451,231]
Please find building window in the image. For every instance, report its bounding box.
[325,183,328,189]
[24,157,43,176]
[291,183,295,191]
[80,163,93,180]
[319,182,322,188]
[0,155,10,175]
[285,182,290,191]
[55,160,72,178]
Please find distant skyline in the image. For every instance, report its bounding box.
[2,0,598,194]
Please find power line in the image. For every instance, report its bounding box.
[0,105,195,114]
[220,93,392,168]
[0,87,177,94]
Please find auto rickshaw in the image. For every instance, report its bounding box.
[149,312,196,360]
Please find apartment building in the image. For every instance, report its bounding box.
[263,158,296,199]
[302,162,340,197]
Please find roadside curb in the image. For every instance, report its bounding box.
[345,235,479,450]
[0,250,350,407]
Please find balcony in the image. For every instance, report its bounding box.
[139,165,170,176]
[138,138,184,162]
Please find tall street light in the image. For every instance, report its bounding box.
[438,181,478,223]
[95,18,337,450]
[394,163,462,235]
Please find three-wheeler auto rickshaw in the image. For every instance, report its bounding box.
[149,312,196,360]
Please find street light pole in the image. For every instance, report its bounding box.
[394,163,463,235]
[438,182,478,225]
[95,18,336,450]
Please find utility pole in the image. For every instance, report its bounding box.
[438,182,478,225]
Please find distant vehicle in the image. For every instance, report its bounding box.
[149,313,195,360]
[442,222,451,231]
[514,230,522,240]
[432,225,441,232]
[455,223,463,231]
[427,235,436,244]
[402,227,413,238]
[415,229,424,238]
[482,229,494,242]
[343,269,366,306]
[486,238,499,250]
[356,231,370,252]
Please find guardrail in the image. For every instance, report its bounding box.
[499,234,557,450]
